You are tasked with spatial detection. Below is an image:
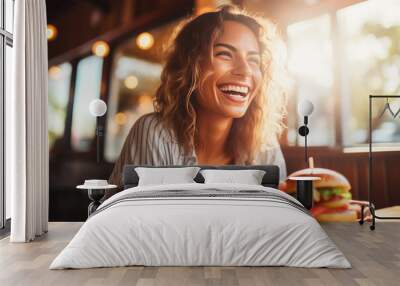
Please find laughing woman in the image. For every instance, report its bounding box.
[109,5,289,187]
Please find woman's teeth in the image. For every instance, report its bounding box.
[219,85,249,95]
[218,85,250,102]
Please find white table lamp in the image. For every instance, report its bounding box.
[89,99,107,163]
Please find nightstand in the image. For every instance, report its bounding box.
[77,181,117,217]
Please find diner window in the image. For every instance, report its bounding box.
[71,56,103,151]
[104,22,178,162]
[48,63,72,149]
[287,14,335,146]
[338,0,400,145]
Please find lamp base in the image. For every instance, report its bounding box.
[296,180,313,210]
[298,126,309,136]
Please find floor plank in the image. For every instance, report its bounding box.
[0,222,399,286]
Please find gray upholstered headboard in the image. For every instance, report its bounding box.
[122,165,280,189]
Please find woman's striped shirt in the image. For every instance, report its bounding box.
[109,112,287,186]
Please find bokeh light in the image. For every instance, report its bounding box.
[48,65,62,79]
[136,32,154,50]
[47,24,58,41]
[114,112,127,126]
[92,40,110,58]
[124,75,139,90]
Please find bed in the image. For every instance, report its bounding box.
[50,165,351,269]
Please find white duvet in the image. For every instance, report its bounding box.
[50,183,351,269]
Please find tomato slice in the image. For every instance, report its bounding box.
[311,205,349,217]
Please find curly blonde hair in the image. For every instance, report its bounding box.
[154,5,289,164]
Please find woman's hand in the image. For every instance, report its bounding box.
[349,200,372,222]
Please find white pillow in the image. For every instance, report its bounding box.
[200,169,266,185]
[135,167,201,186]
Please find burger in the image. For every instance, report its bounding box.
[282,168,357,222]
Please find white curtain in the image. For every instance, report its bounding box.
[7,0,49,242]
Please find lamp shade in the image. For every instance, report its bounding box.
[297,99,314,116]
[89,99,107,117]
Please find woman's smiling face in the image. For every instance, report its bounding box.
[196,20,262,118]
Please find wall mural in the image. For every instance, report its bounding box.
[47,2,400,223]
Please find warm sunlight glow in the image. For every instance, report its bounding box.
[92,41,110,58]
[47,24,58,41]
[136,32,154,50]
[124,75,139,90]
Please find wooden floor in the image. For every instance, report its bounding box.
[0,222,399,286]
